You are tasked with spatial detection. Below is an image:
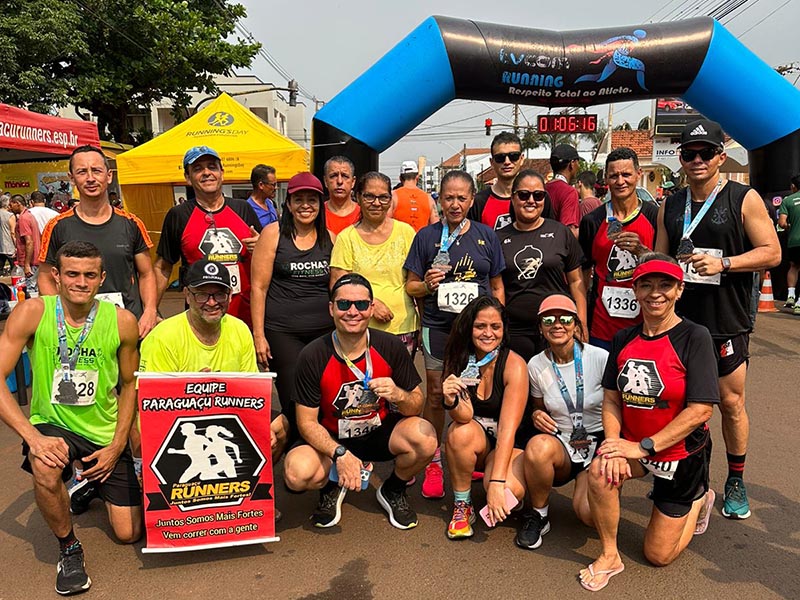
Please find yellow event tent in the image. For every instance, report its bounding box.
[116,93,308,250]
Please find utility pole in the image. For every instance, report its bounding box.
[605,103,614,154]
[513,104,520,135]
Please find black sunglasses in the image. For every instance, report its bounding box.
[514,189,547,202]
[492,151,522,164]
[541,315,575,326]
[680,147,721,162]
[335,299,372,311]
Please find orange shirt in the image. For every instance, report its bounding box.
[393,187,433,232]
[325,201,361,235]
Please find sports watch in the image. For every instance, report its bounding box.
[639,437,657,457]
[332,445,347,462]
[721,257,732,273]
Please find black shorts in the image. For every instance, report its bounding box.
[716,332,750,377]
[554,432,605,487]
[647,439,711,518]
[292,413,406,463]
[786,245,800,265]
[22,423,141,507]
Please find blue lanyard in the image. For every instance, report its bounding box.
[438,219,466,253]
[332,331,373,389]
[550,342,584,421]
[467,348,499,370]
[683,179,722,239]
[55,296,98,377]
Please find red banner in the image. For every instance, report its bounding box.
[0,103,100,155]
[138,373,278,553]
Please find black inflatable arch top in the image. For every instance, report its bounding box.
[313,16,800,196]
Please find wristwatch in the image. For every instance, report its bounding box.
[332,445,347,462]
[721,257,732,273]
[639,437,657,457]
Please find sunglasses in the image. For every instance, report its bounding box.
[492,151,522,164]
[514,189,547,202]
[541,315,575,326]
[680,147,721,162]
[335,299,372,311]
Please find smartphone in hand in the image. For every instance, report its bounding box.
[479,487,518,528]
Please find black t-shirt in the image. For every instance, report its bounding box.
[40,208,151,318]
[496,219,584,330]
[602,318,719,461]
[662,181,753,340]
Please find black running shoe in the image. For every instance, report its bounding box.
[376,483,418,530]
[311,484,346,528]
[56,544,91,596]
[69,479,99,515]
[515,511,551,550]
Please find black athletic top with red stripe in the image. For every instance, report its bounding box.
[602,318,719,461]
[293,329,422,440]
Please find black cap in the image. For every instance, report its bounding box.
[185,259,231,289]
[679,119,725,148]
[551,144,580,161]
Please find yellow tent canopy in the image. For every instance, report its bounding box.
[117,93,308,184]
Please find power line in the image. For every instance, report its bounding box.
[738,0,792,38]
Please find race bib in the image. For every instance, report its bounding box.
[50,370,99,406]
[95,292,124,308]
[226,263,242,295]
[437,281,479,314]
[601,286,640,318]
[639,458,679,481]
[681,247,722,285]
[338,414,381,439]
[560,432,599,468]
[474,415,498,437]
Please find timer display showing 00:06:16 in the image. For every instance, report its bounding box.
[537,114,598,134]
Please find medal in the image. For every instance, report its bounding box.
[54,296,98,399]
[606,217,623,237]
[434,220,466,272]
[359,387,379,406]
[605,201,641,240]
[676,237,695,257]
[569,424,591,450]
[459,363,481,387]
[432,250,452,272]
[681,179,723,255]
[56,378,80,405]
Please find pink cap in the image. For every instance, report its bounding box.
[538,294,578,316]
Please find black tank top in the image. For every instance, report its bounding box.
[265,234,333,333]
[663,181,753,339]
[470,347,511,420]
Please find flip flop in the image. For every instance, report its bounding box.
[579,562,625,592]
[694,489,716,535]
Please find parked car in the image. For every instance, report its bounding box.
[657,98,684,111]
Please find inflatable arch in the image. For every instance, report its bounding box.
[312,16,800,197]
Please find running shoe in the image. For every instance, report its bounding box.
[376,483,418,529]
[785,296,796,308]
[722,477,751,519]
[515,511,551,550]
[794,304,800,316]
[447,501,475,539]
[311,484,346,528]
[69,479,99,515]
[471,471,484,481]
[56,543,91,596]
[421,462,445,499]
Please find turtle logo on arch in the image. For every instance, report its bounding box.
[207,112,234,127]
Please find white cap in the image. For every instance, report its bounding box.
[400,160,418,174]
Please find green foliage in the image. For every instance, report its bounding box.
[1,0,260,142]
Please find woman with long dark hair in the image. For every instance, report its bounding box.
[439,296,528,539]
[251,172,336,461]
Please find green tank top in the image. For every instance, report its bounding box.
[29,295,121,446]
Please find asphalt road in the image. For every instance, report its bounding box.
[1,295,798,599]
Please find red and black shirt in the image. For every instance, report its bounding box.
[602,318,719,461]
[293,329,422,440]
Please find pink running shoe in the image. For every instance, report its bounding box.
[421,462,445,499]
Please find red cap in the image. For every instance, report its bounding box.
[538,294,578,316]
[632,259,684,283]
[287,172,323,195]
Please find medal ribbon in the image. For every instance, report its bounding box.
[438,219,467,254]
[682,178,723,240]
[332,330,373,389]
[605,200,642,225]
[467,348,499,371]
[550,342,584,427]
[56,296,98,379]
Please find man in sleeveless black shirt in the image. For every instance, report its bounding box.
[656,119,780,520]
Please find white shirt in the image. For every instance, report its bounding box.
[29,206,60,234]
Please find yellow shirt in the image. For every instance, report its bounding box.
[331,220,418,335]
[139,312,257,374]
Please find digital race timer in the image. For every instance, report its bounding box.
[537,114,598,134]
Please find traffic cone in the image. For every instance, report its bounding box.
[757,271,778,313]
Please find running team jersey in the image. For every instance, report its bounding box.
[40,208,152,318]
[325,202,361,235]
[293,329,421,440]
[29,296,121,446]
[496,219,584,332]
[393,187,433,232]
[404,220,505,330]
[157,198,261,325]
[602,319,719,462]
[662,181,754,340]
[265,234,333,333]
[468,188,513,231]
[139,312,257,374]
[331,221,418,335]
[579,202,659,343]
[545,178,581,229]
[780,190,800,248]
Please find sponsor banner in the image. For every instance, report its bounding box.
[0,103,100,154]
[654,97,703,136]
[138,372,278,553]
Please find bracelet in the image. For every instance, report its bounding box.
[442,396,459,410]
[489,479,506,484]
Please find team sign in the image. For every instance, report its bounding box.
[138,373,278,553]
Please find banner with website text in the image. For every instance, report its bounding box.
[138,372,278,553]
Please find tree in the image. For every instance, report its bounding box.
[582,119,608,162]
[0,0,260,143]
